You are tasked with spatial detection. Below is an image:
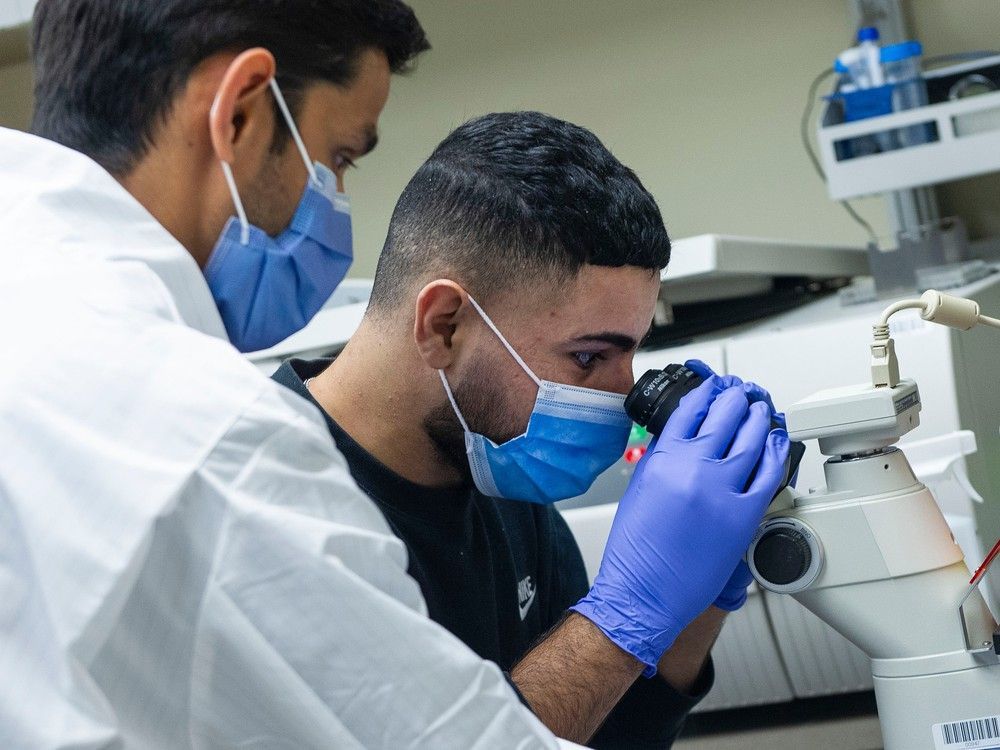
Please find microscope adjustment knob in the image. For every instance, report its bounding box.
[747,517,823,594]
[753,529,811,585]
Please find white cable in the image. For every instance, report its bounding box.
[878,299,925,327]
[878,292,997,332]
[871,290,1000,389]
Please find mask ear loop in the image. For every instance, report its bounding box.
[439,293,543,433]
[269,77,319,185]
[438,370,471,433]
[219,161,251,246]
[465,295,542,387]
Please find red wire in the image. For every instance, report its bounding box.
[970,537,1000,585]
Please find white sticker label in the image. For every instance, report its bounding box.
[933,715,1000,749]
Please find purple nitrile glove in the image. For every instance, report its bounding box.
[572,377,790,676]
[713,559,755,612]
[684,359,786,430]
[684,360,786,609]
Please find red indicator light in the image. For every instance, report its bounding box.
[624,446,647,464]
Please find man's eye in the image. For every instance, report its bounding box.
[572,352,603,369]
[332,154,358,171]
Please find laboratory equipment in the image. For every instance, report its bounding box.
[623,362,805,494]
[818,53,1000,202]
[832,31,930,158]
[848,27,883,87]
[833,27,887,159]
[639,234,866,350]
[865,215,971,296]
[747,290,1000,750]
[562,261,1000,713]
[624,364,704,436]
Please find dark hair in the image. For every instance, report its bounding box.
[30,0,429,175]
[368,111,671,311]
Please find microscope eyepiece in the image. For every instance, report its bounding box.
[625,363,805,494]
[624,364,702,436]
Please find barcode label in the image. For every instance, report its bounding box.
[933,715,1000,749]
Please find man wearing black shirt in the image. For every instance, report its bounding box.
[274,356,708,747]
[274,112,780,747]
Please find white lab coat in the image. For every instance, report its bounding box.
[0,127,568,749]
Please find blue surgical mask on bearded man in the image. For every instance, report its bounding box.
[439,295,633,504]
[204,77,353,353]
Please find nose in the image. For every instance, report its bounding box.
[610,359,636,396]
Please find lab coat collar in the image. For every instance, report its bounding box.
[0,127,228,341]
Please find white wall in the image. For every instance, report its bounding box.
[344,0,1000,277]
[2,1,998,276]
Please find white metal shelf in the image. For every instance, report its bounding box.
[818,88,1000,201]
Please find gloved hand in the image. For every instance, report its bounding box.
[571,377,790,675]
[713,560,755,612]
[684,360,787,612]
[685,359,786,430]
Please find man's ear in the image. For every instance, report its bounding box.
[208,48,277,166]
[414,280,472,369]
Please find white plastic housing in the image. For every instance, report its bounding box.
[787,380,921,456]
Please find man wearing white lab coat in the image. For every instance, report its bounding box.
[0,1,789,747]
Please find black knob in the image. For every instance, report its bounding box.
[752,528,812,586]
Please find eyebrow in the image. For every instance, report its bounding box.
[568,322,655,352]
[569,332,638,351]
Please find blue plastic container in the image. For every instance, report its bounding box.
[830,40,932,159]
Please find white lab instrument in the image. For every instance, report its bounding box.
[748,291,1000,750]
[564,263,1000,712]
[657,234,867,305]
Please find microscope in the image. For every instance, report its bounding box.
[747,290,1000,750]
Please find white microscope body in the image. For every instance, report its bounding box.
[748,293,1000,749]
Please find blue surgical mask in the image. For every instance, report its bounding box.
[439,296,633,504]
[204,78,353,353]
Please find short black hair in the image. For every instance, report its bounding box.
[30,0,429,176]
[368,111,671,311]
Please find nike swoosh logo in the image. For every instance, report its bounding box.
[518,589,537,620]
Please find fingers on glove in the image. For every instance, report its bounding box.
[686,359,745,389]
[658,376,725,442]
[683,359,717,380]
[693,385,750,459]
[740,380,777,417]
[744,428,791,507]
[723,401,772,479]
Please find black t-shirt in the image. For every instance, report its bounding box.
[272,358,712,748]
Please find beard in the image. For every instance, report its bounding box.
[422,356,528,479]
[242,148,302,236]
